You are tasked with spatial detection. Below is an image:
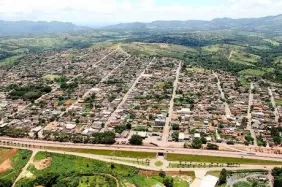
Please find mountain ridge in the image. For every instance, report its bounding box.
[0,20,88,35]
[103,14,282,31]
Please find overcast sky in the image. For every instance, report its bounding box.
[0,0,282,25]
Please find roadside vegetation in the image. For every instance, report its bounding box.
[166,153,282,165]
[15,152,190,187]
[0,148,32,186]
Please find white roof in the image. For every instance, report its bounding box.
[194,133,201,138]
[200,175,218,187]
[65,123,76,129]
[137,131,147,138]
[178,133,185,140]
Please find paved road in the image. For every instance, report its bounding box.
[162,62,182,143]
[60,47,121,117]
[213,72,232,117]
[268,87,279,122]
[247,82,257,146]
[12,150,37,187]
[106,57,156,126]
[2,137,282,162]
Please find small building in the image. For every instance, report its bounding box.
[178,133,185,142]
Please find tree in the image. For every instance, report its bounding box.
[163,176,174,187]
[218,168,227,185]
[159,170,166,178]
[192,137,202,149]
[200,137,207,144]
[206,143,219,150]
[129,135,143,145]
[0,179,12,187]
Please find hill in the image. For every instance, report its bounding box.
[0,20,87,35]
[104,14,282,32]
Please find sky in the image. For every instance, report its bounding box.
[0,0,282,25]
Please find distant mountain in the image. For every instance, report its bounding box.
[0,20,88,35]
[103,14,282,31]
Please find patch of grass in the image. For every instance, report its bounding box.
[275,99,282,106]
[233,181,252,187]
[239,69,266,77]
[206,171,221,177]
[79,175,116,187]
[155,161,163,167]
[173,177,190,187]
[17,151,140,187]
[238,77,249,85]
[230,50,260,64]
[263,39,280,46]
[0,55,22,67]
[44,146,156,158]
[0,149,32,182]
[126,175,163,187]
[166,153,282,165]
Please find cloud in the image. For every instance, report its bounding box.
[0,0,281,23]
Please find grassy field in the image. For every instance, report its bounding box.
[0,149,32,183]
[0,55,22,67]
[230,50,260,64]
[44,146,156,158]
[0,147,11,163]
[155,161,163,167]
[233,181,252,187]
[206,171,221,177]
[275,99,282,106]
[239,69,266,77]
[166,153,282,165]
[79,175,116,187]
[17,151,190,187]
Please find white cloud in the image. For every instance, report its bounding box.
[0,0,281,23]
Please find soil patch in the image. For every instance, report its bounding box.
[139,170,194,177]
[0,148,18,173]
[33,157,52,170]
[0,159,11,173]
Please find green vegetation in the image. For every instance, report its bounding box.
[233,181,252,187]
[129,135,143,145]
[0,55,22,67]
[0,149,32,185]
[44,147,156,158]
[7,84,52,101]
[264,39,280,46]
[16,152,189,187]
[275,99,282,106]
[166,154,282,165]
[239,69,266,77]
[155,161,163,167]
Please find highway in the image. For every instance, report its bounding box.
[1,136,282,162]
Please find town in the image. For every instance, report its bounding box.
[1,44,282,155]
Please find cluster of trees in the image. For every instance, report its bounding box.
[272,167,282,187]
[129,135,143,145]
[206,143,219,150]
[0,179,12,187]
[45,131,116,144]
[159,171,174,187]
[218,168,227,185]
[191,137,207,149]
[271,127,282,145]
[8,84,52,101]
